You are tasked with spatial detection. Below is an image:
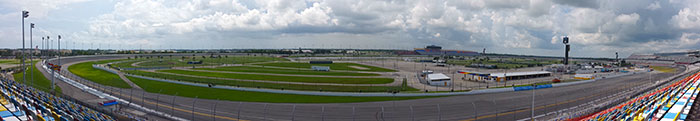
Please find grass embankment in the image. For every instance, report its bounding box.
[158,69,393,84]
[650,66,676,73]
[113,56,288,68]
[13,61,62,94]
[194,66,380,76]
[256,62,396,72]
[125,70,416,92]
[68,60,132,88]
[127,76,431,103]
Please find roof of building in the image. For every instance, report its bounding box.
[427,73,451,80]
[457,70,490,76]
[489,71,551,77]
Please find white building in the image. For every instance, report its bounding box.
[427,73,451,86]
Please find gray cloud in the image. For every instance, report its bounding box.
[1,0,700,58]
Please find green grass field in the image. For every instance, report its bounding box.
[650,66,676,73]
[255,62,396,72]
[68,61,132,88]
[13,61,62,94]
[194,66,380,76]
[127,76,432,103]
[125,70,416,92]
[158,69,394,84]
[0,59,20,64]
[112,56,288,68]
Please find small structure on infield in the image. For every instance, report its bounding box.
[311,66,330,71]
[426,73,451,86]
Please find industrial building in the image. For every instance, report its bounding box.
[414,45,480,56]
[458,70,551,82]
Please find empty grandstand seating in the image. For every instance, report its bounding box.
[0,75,115,121]
[579,72,700,120]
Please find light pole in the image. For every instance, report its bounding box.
[531,84,535,121]
[49,35,55,94]
[46,36,49,63]
[41,37,44,59]
[21,10,29,84]
[30,23,34,86]
[58,35,61,66]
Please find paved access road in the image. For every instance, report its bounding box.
[47,54,684,121]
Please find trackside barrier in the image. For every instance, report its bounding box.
[513,84,553,91]
[44,59,188,121]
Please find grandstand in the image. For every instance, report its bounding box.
[0,74,115,121]
[576,71,700,120]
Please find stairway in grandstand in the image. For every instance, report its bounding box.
[581,71,700,120]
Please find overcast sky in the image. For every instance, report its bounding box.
[1,0,699,58]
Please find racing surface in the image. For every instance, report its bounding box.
[46,54,684,121]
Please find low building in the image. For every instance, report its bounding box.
[458,70,551,82]
[426,73,451,86]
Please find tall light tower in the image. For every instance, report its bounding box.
[615,52,619,67]
[58,35,61,68]
[21,10,29,84]
[30,23,35,86]
[52,35,61,93]
[47,36,50,58]
[41,37,44,59]
[563,36,570,73]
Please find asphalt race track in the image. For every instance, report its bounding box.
[46,54,685,121]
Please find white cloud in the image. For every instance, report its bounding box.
[646,1,661,10]
[671,8,700,29]
[615,13,640,25]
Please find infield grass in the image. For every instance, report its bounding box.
[194,66,380,76]
[125,70,416,92]
[68,60,132,88]
[650,66,676,73]
[255,62,396,72]
[158,69,394,84]
[0,59,20,64]
[127,76,432,103]
[13,61,62,94]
